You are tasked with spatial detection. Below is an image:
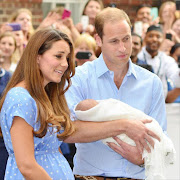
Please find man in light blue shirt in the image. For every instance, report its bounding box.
[65,7,165,180]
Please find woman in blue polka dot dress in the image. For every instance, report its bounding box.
[0,28,75,180]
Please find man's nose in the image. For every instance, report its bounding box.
[118,42,126,52]
[152,36,158,41]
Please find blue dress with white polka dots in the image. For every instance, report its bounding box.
[0,87,74,180]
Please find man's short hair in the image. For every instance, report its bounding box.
[170,43,180,56]
[146,25,163,33]
[136,4,152,14]
[95,7,132,39]
[132,32,143,46]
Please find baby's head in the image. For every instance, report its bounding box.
[75,99,98,111]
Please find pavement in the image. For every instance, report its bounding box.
[165,103,180,180]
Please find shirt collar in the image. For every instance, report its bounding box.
[96,53,109,78]
[96,53,137,79]
[128,59,137,79]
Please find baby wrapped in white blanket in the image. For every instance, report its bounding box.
[75,98,176,180]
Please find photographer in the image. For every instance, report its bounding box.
[74,33,97,66]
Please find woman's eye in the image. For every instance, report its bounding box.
[56,55,62,59]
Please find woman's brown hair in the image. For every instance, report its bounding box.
[0,28,75,139]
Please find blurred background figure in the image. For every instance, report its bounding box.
[170,43,180,62]
[11,30,25,65]
[37,6,80,42]
[76,0,104,35]
[135,4,152,25]
[131,32,143,64]
[172,18,180,40]
[74,33,97,66]
[0,50,11,180]
[166,43,180,103]
[0,32,17,73]
[9,8,34,46]
[137,25,180,99]
[0,50,11,97]
[159,1,176,33]
[158,1,180,55]
[133,4,154,40]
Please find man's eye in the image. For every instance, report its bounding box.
[111,40,118,43]
[124,37,129,42]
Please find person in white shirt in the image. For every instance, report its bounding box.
[137,25,180,98]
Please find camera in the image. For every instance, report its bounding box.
[76,51,92,60]
[165,33,172,41]
[8,23,21,31]
[62,9,71,20]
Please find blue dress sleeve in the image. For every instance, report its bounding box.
[3,88,38,130]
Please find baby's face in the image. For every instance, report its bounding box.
[76,99,98,111]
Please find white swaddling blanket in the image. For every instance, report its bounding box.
[75,98,176,180]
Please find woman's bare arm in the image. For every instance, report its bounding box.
[10,116,51,180]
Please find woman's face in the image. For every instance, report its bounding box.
[38,40,70,87]
[13,30,24,47]
[84,0,101,20]
[172,19,180,38]
[161,4,176,22]
[0,36,16,58]
[15,12,32,32]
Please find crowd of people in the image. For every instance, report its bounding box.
[0,0,180,179]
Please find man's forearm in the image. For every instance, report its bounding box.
[64,120,126,143]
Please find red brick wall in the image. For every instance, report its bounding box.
[0,0,175,29]
[102,0,176,24]
[102,0,154,24]
[0,0,43,29]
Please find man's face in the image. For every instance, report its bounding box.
[136,7,151,23]
[145,30,163,53]
[96,20,132,68]
[131,35,142,58]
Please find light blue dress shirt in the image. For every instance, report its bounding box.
[65,54,167,179]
